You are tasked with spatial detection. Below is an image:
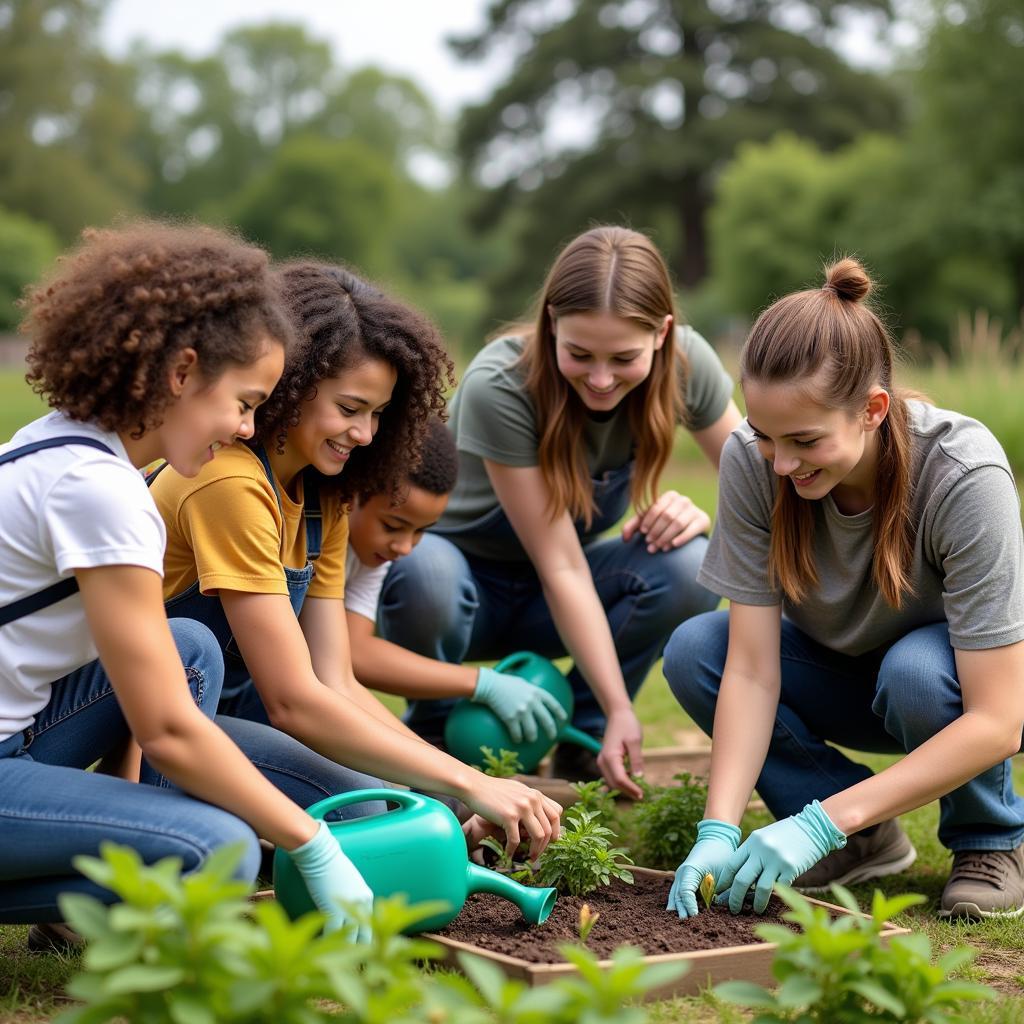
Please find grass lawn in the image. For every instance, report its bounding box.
[2,370,1024,1019]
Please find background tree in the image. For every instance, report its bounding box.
[0,0,146,239]
[451,0,903,326]
[0,206,60,330]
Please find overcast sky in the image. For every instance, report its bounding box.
[101,0,513,116]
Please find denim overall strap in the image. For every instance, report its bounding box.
[0,437,116,627]
[431,458,635,558]
[156,446,318,700]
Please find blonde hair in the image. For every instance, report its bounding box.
[741,257,917,608]
[516,226,685,526]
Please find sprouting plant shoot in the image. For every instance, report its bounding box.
[699,872,716,910]
[578,903,600,944]
[534,807,634,897]
[480,745,524,778]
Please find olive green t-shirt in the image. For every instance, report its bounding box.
[437,327,734,561]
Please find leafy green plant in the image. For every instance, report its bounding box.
[534,807,635,897]
[569,779,619,825]
[631,772,708,870]
[54,841,682,1024]
[479,745,524,778]
[715,885,995,1023]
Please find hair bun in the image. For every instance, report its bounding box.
[823,257,871,302]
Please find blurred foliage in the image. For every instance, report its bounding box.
[450,0,903,325]
[0,206,60,330]
[0,0,1020,360]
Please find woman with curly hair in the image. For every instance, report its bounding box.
[1,223,386,941]
[148,261,562,857]
[380,226,741,798]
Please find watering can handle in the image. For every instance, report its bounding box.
[494,651,540,676]
[303,788,425,822]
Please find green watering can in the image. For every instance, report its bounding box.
[273,788,557,933]
[444,651,603,774]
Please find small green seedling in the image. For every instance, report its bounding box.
[479,745,524,778]
[699,872,716,910]
[577,903,600,944]
[478,835,535,885]
[569,779,619,824]
[534,807,634,897]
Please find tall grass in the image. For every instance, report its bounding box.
[902,310,1024,476]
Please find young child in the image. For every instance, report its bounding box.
[346,418,566,744]
[1,223,383,940]
[379,226,741,796]
[664,258,1024,920]
[148,261,562,856]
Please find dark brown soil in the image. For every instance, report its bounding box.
[434,873,793,963]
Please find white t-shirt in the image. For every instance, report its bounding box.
[0,412,166,741]
[343,547,389,623]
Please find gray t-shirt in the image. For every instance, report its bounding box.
[438,327,735,561]
[699,401,1024,654]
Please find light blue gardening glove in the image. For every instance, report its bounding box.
[667,819,742,918]
[716,800,847,914]
[286,820,374,940]
[472,666,567,744]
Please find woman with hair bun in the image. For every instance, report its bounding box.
[379,226,742,798]
[664,258,1024,921]
[149,261,562,862]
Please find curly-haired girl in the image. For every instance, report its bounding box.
[148,261,562,857]
[379,226,741,798]
[2,223,382,941]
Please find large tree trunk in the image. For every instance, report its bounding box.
[676,174,708,288]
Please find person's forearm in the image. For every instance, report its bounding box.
[823,712,1021,836]
[351,635,478,700]
[539,567,631,715]
[327,671,431,742]
[142,717,317,850]
[704,668,780,825]
[271,684,483,799]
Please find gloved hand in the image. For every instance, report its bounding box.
[716,800,846,914]
[285,820,374,940]
[472,666,567,744]
[667,819,742,918]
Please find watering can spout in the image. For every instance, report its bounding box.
[466,862,557,925]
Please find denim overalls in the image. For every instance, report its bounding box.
[150,445,323,721]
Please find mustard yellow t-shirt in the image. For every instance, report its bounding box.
[151,444,349,601]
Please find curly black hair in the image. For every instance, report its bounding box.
[21,220,293,436]
[258,261,455,502]
[407,417,458,496]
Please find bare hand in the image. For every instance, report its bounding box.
[598,708,645,800]
[462,776,562,861]
[621,491,710,553]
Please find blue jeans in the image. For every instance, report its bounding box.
[0,619,385,923]
[379,531,719,738]
[0,619,260,923]
[663,611,1024,852]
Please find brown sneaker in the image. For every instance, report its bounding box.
[792,818,917,892]
[939,845,1024,920]
[26,921,83,955]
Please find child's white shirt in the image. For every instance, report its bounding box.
[0,412,165,741]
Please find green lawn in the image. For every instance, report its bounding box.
[2,369,1024,1019]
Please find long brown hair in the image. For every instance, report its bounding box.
[518,226,685,526]
[741,257,916,608]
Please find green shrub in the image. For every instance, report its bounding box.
[716,885,994,1023]
[631,772,708,870]
[54,841,681,1023]
[568,779,619,826]
[534,807,635,897]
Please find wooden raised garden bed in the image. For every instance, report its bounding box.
[424,867,910,1001]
